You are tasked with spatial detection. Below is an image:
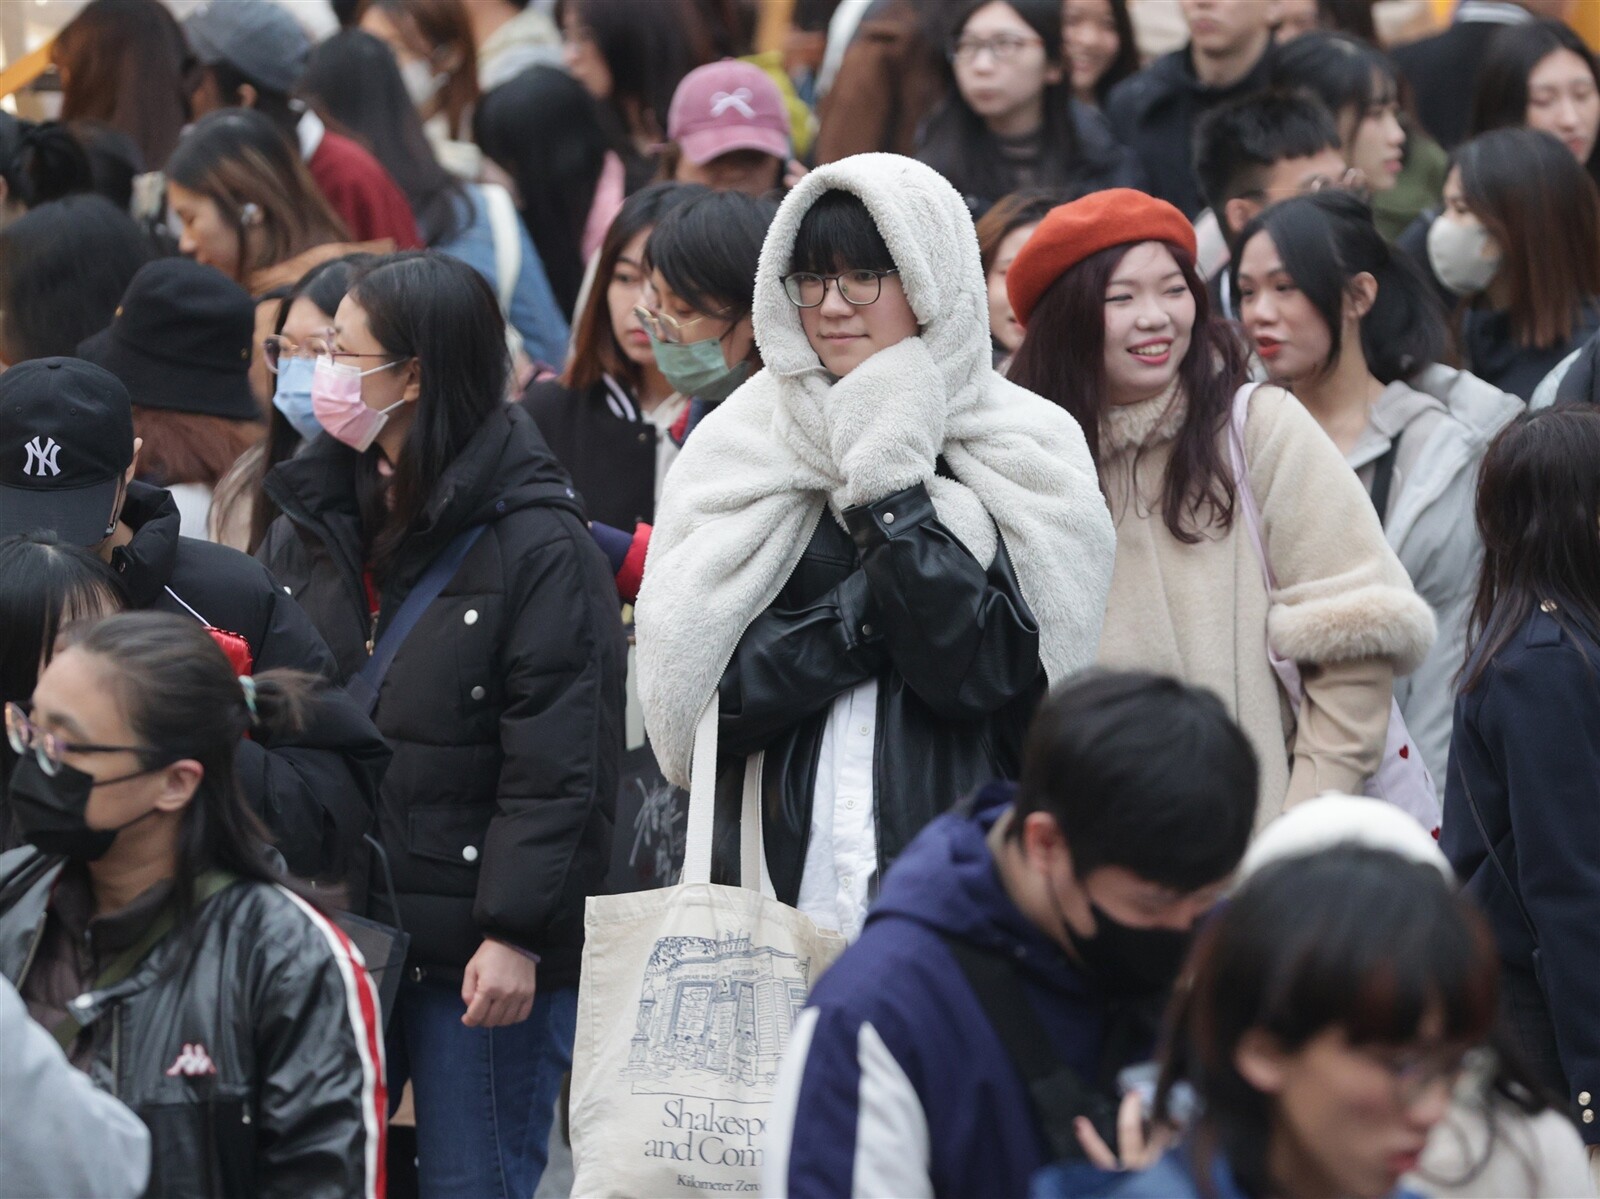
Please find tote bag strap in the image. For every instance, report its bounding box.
[682,692,772,897]
[1226,383,1307,707]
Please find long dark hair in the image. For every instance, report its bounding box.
[560,0,698,149]
[53,0,190,169]
[1234,190,1446,384]
[0,195,152,363]
[565,181,706,393]
[233,253,381,553]
[1454,127,1600,350]
[166,110,350,284]
[1007,240,1247,544]
[0,533,122,802]
[299,29,468,246]
[1157,846,1499,1198]
[369,0,480,139]
[917,0,1087,214]
[0,532,122,722]
[1066,0,1139,107]
[1462,407,1600,692]
[1268,31,1401,156]
[1471,19,1600,187]
[57,613,320,922]
[474,65,613,317]
[347,253,507,577]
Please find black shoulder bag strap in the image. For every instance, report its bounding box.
[940,934,1117,1162]
[1369,429,1404,528]
[346,524,487,716]
[1456,752,1545,992]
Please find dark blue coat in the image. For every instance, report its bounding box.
[1441,605,1600,1142]
[765,783,1154,1199]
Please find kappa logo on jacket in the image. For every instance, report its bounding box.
[164,1042,217,1077]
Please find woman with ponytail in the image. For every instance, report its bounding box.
[0,611,385,1198]
[1234,191,1522,786]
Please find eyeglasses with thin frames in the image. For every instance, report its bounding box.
[632,304,733,346]
[947,33,1043,64]
[5,702,150,779]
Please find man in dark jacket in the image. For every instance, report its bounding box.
[1105,0,1278,217]
[765,672,1259,1199]
[0,359,389,886]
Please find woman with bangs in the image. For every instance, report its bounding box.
[1268,31,1447,243]
[1041,844,1501,1198]
[635,155,1114,939]
[1006,189,1433,822]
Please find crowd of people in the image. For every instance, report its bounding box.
[4,0,1600,1197]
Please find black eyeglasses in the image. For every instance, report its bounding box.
[5,702,150,778]
[781,268,900,309]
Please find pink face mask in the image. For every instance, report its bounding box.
[311,356,406,453]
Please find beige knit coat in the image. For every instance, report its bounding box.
[1095,382,1436,825]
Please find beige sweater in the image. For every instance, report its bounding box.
[1096,383,1436,824]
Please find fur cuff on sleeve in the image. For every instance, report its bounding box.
[1268,583,1437,676]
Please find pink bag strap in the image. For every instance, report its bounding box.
[1226,383,1306,707]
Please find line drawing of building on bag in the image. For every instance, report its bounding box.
[624,931,812,1096]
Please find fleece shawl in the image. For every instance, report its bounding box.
[635,153,1116,786]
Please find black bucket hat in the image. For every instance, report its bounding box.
[76,258,260,422]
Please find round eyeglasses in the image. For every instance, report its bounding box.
[781,268,900,309]
[4,702,149,778]
[632,304,732,346]
[261,334,314,375]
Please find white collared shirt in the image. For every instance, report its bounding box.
[796,680,879,940]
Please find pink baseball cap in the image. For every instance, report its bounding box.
[668,60,790,166]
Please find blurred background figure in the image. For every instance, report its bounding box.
[656,59,793,195]
[0,195,152,366]
[977,187,1061,369]
[77,259,264,541]
[52,0,190,171]
[1470,19,1600,187]
[1064,0,1140,109]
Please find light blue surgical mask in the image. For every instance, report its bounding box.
[645,329,751,405]
[271,355,321,441]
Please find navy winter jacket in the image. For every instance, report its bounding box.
[1441,605,1600,1142]
[764,783,1152,1198]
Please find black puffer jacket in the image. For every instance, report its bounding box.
[0,849,386,1199]
[257,407,626,987]
[716,480,1045,904]
[0,484,391,887]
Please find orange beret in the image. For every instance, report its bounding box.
[1006,189,1198,328]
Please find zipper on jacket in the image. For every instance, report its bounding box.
[368,605,380,656]
[111,1005,122,1099]
[15,915,46,995]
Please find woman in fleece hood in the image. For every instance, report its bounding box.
[634,153,1116,938]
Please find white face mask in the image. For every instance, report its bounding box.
[399,58,445,108]
[1427,215,1502,297]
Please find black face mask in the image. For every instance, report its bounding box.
[8,753,162,861]
[1059,894,1194,998]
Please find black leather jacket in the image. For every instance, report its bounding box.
[0,850,384,1198]
[715,481,1045,903]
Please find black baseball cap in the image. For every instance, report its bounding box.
[0,358,134,546]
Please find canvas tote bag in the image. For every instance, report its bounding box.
[570,694,847,1197]
[1226,383,1441,833]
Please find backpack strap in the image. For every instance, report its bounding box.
[939,934,1117,1162]
[1368,430,1404,528]
[347,524,487,717]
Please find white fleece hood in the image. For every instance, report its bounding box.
[635,154,1116,785]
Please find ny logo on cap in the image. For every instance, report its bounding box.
[23,436,60,478]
